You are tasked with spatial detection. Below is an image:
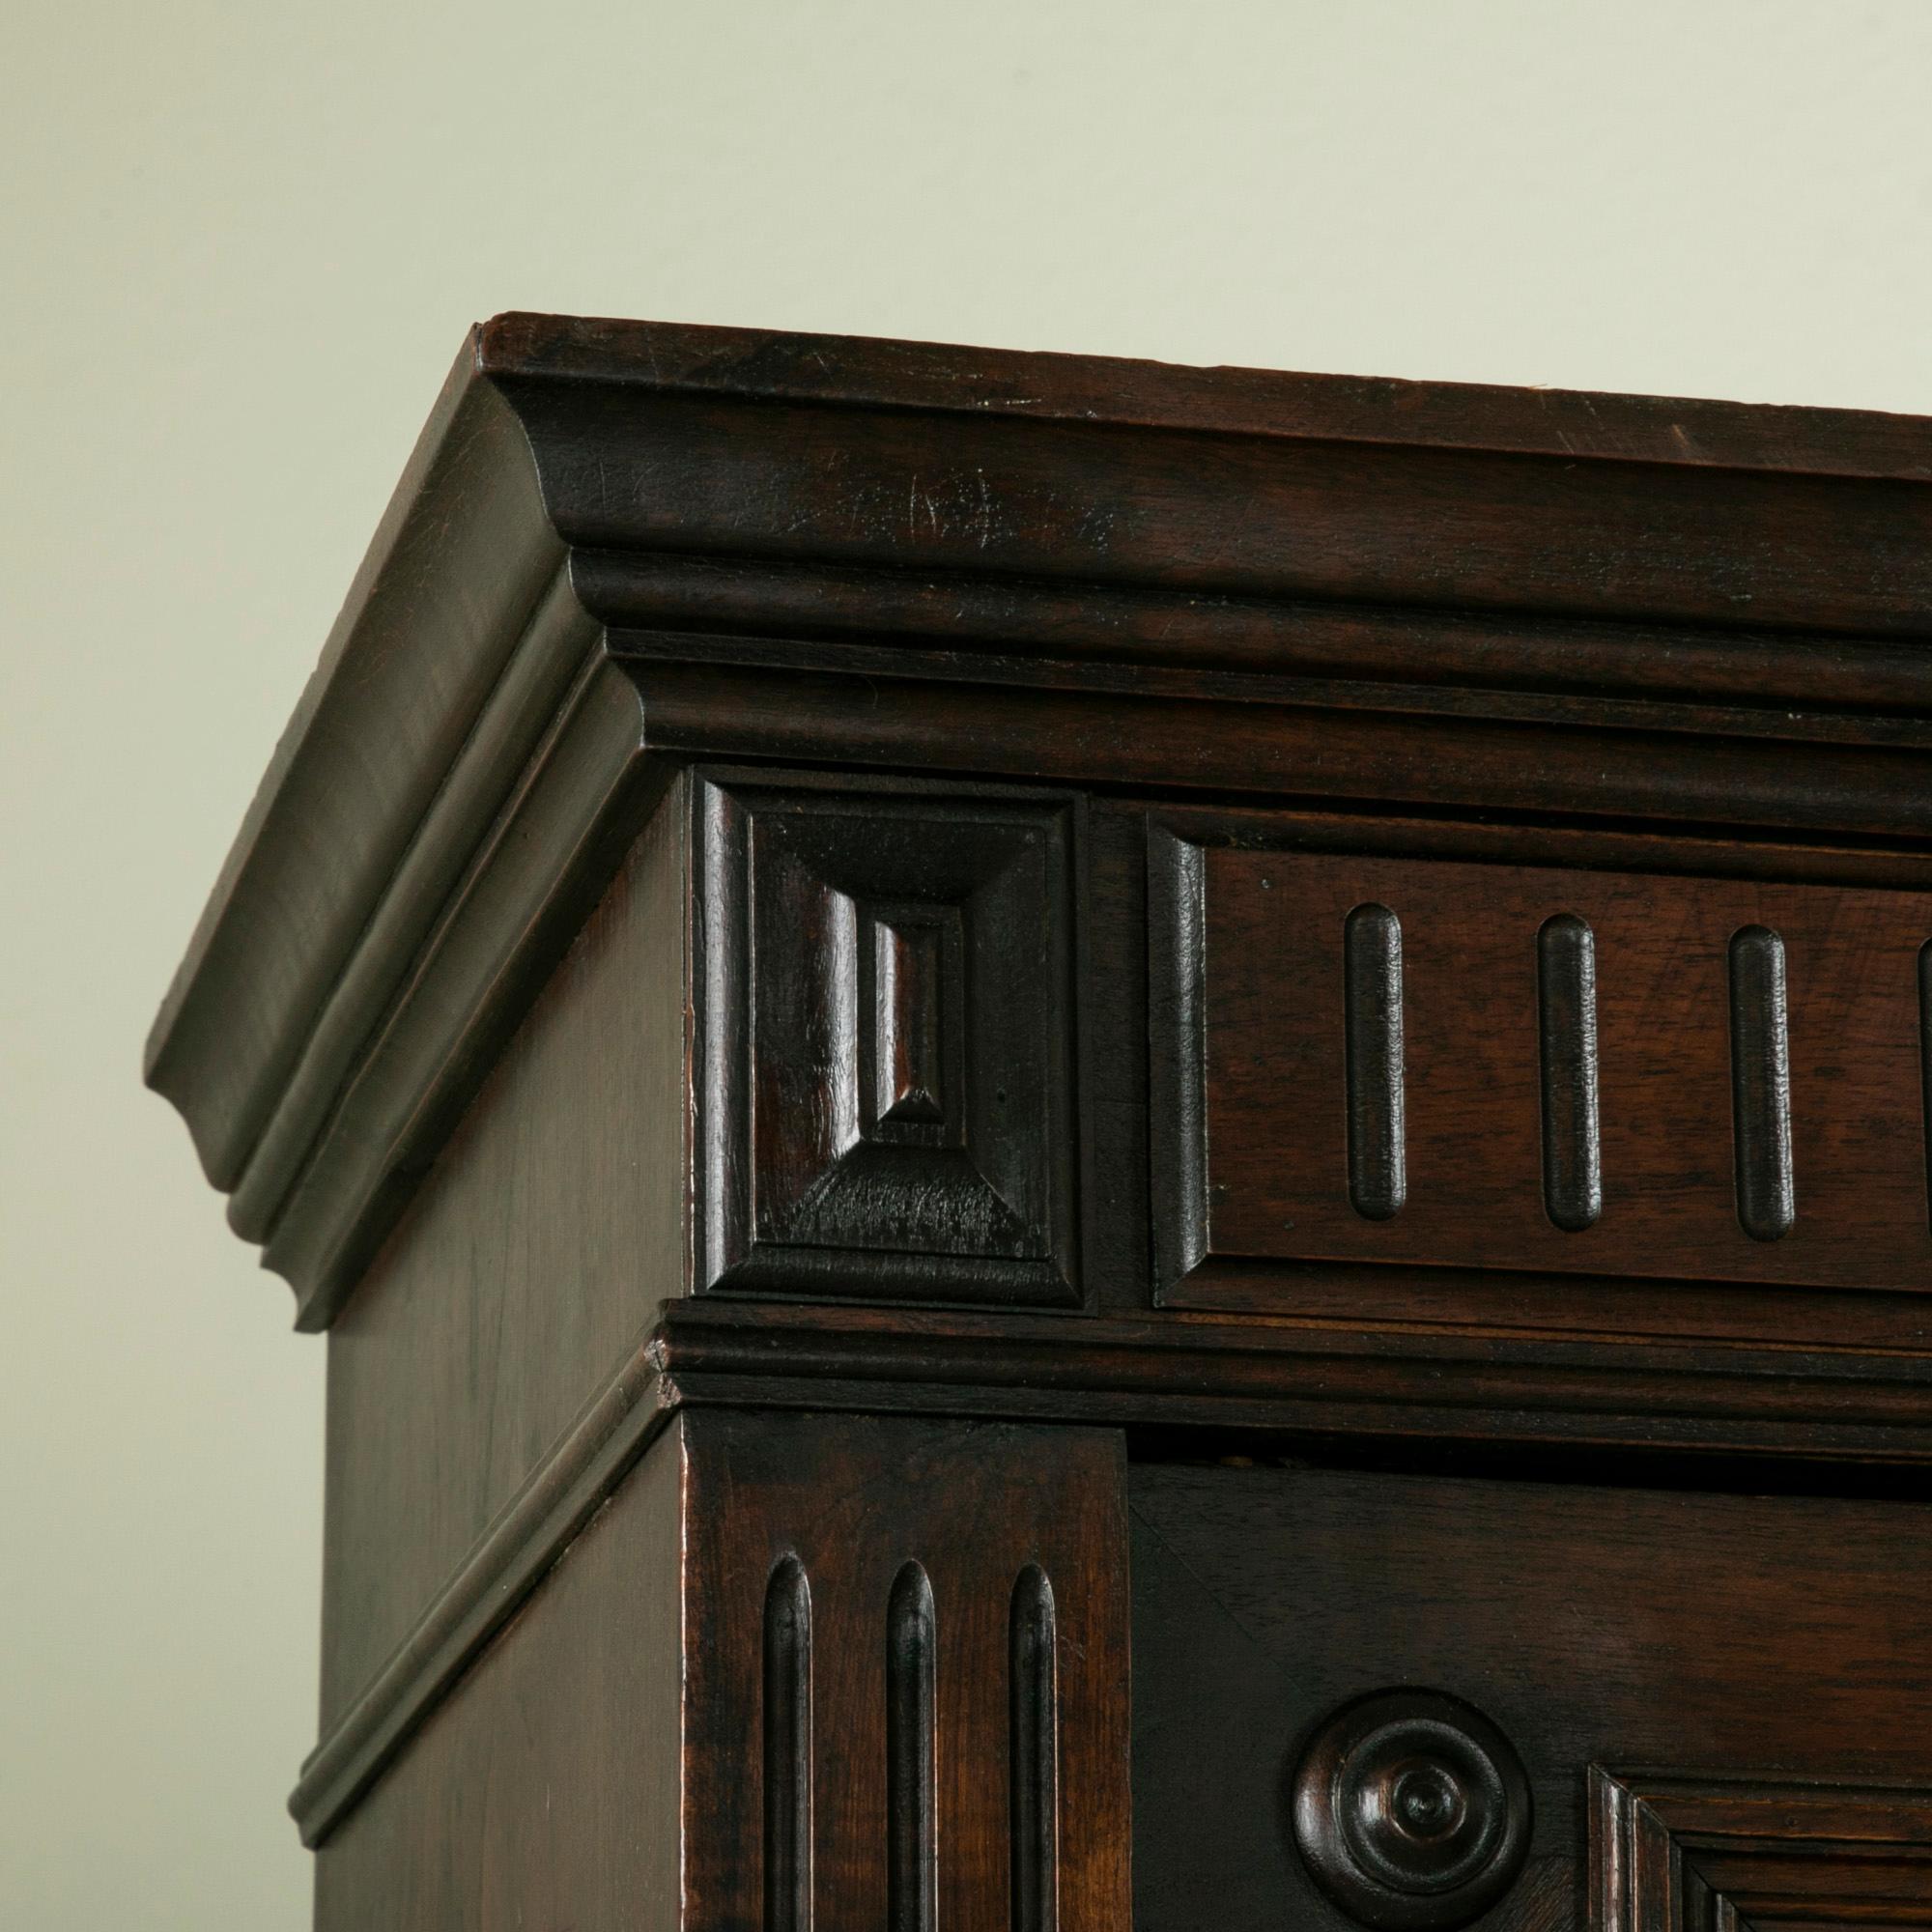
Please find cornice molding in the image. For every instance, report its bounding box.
[478,310,1932,483]
[148,314,1932,1327]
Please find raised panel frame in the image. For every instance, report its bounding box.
[696,773,1081,1308]
[1592,1767,1932,1932]
[1150,809,1932,1307]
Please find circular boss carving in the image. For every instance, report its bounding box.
[1291,1689,1531,1931]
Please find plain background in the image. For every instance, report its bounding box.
[3,1,1930,1922]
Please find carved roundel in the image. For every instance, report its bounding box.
[1291,1689,1531,1931]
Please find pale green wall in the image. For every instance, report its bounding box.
[2,2,1927,1924]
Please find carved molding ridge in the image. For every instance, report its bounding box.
[289,1326,674,1846]
[1150,819,1932,1304]
[287,1298,1932,1855]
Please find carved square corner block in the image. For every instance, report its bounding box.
[695,777,1079,1307]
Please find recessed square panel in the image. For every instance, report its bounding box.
[696,779,1078,1306]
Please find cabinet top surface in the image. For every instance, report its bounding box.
[479,310,1932,481]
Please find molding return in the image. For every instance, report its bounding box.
[289,1326,676,1847]
[222,567,597,1248]
[263,656,660,1328]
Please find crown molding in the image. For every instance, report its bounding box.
[148,315,1932,1327]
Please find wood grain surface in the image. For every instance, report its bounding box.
[1132,1456,1932,1932]
[694,775,1079,1305]
[679,1410,1131,1932]
[313,1417,682,1931]
[1158,834,1932,1295]
[320,795,685,1719]
[151,315,1932,1328]
[138,320,1932,1930]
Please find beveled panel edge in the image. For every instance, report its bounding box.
[1151,819,1932,1291]
[1144,808,1932,1311]
[1157,1254,1932,1356]
[1590,1763,1932,1932]
[691,771,1084,1312]
[1144,801,1932,896]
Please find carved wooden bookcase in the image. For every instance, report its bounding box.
[149,316,1932,1932]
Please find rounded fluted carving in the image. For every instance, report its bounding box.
[1291,1689,1531,1931]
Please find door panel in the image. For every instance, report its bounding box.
[1130,1460,1932,1932]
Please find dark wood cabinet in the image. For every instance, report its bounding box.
[149,314,1932,1931]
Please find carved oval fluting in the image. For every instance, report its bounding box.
[762,1556,813,1932]
[886,1562,937,1932]
[1009,1565,1060,1932]
[1728,924,1795,1241]
[1291,1690,1531,1932]
[1344,904,1406,1221]
[1537,914,1603,1232]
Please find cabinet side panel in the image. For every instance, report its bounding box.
[314,1419,684,1931]
[321,779,688,1720]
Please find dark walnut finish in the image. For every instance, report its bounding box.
[1591,1768,1932,1932]
[1292,1688,1534,1932]
[1152,826,1932,1296]
[682,1412,1128,1932]
[1132,1459,1932,1932]
[146,315,1932,1930]
[695,775,1079,1306]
